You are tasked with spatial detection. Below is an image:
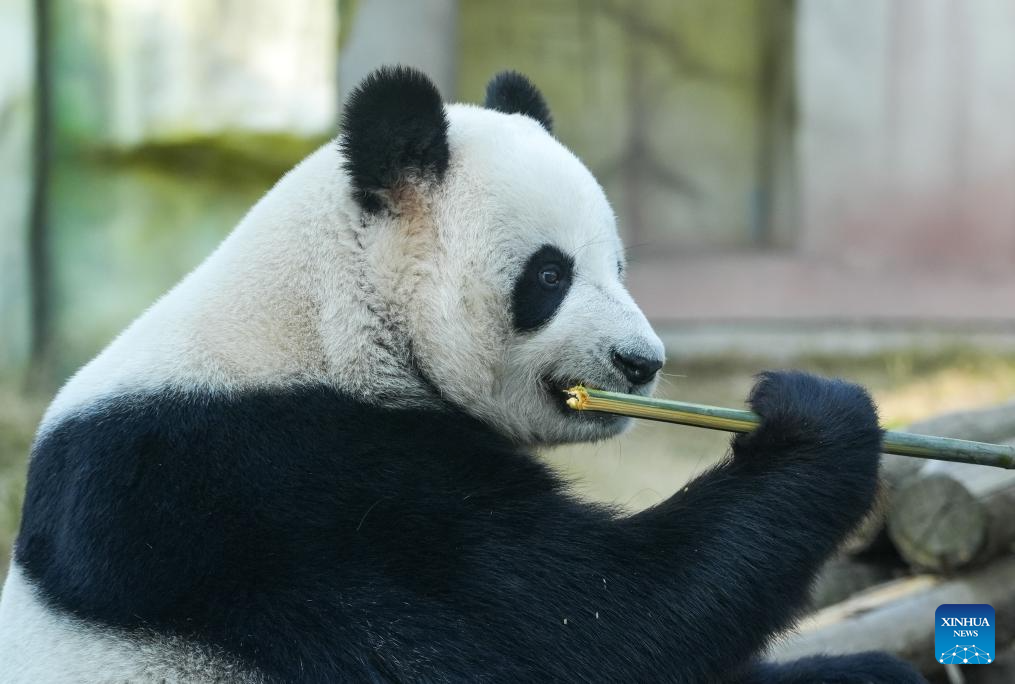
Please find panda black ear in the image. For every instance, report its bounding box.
[340,66,450,214]
[484,71,553,133]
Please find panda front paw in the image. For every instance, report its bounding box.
[733,370,882,473]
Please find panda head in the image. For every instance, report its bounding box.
[338,66,664,446]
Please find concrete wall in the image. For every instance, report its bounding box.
[0,0,33,375]
[797,0,1015,273]
[338,0,457,101]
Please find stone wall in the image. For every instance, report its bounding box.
[797,0,1015,272]
[55,0,337,147]
[458,0,787,252]
[12,0,339,382]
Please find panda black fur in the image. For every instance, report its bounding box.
[0,67,925,683]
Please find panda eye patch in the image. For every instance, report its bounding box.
[512,245,574,332]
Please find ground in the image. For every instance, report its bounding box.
[2,348,1015,587]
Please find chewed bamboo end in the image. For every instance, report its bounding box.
[565,385,590,410]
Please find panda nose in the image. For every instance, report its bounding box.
[611,349,663,386]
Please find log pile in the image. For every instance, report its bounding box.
[889,459,1015,572]
[779,559,1015,672]
[777,399,1015,681]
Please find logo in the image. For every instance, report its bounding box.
[936,604,995,665]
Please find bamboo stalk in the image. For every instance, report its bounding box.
[564,386,1015,470]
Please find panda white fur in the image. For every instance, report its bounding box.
[0,68,925,683]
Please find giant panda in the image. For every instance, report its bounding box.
[0,67,924,683]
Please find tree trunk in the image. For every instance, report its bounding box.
[843,402,1015,557]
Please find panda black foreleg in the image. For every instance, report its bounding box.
[609,371,888,681]
[732,653,927,683]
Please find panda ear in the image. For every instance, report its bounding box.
[340,66,451,214]
[484,71,553,133]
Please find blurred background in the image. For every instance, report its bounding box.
[2,1,1015,679]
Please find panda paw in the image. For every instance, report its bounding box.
[733,370,882,472]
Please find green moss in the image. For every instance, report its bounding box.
[76,133,330,187]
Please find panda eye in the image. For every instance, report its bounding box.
[512,245,575,332]
[538,265,562,289]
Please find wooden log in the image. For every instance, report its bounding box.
[842,401,1015,557]
[887,454,1015,572]
[962,641,1015,684]
[842,453,923,555]
[773,556,1015,673]
[906,400,1015,446]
